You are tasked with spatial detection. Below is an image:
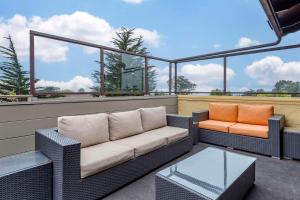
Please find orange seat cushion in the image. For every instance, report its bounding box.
[209,103,238,122]
[238,104,274,126]
[199,120,236,133]
[229,123,269,138]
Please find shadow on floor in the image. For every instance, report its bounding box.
[104,143,300,200]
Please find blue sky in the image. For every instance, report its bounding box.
[0,0,300,92]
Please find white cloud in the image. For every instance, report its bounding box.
[239,87,249,92]
[213,43,221,49]
[236,37,260,48]
[153,66,169,91]
[0,11,161,63]
[180,63,235,91]
[36,75,94,92]
[122,0,144,4]
[134,28,160,47]
[245,56,300,86]
[154,63,235,91]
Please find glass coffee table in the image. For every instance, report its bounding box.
[155,147,256,200]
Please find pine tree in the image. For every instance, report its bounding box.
[0,35,30,95]
[91,27,157,94]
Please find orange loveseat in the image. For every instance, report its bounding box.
[192,103,285,158]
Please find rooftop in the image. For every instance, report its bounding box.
[0,1,300,200]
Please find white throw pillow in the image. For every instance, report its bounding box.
[58,113,109,148]
[109,110,144,140]
[140,106,167,131]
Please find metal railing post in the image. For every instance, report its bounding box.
[29,32,35,96]
[144,57,149,95]
[174,62,178,94]
[100,48,105,96]
[223,56,227,95]
[169,62,172,95]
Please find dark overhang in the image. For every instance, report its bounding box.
[260,0,300,37]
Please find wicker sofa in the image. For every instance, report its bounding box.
[35,106,193,200]
[192,103,285,158]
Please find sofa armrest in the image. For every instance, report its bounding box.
[268,114,285,158]
[167,114,197,145]
[192,110,209,124]
[167,114,191,130]
[269,115,285,130]
[35,128,81,199]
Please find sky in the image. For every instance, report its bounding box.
[0,0,300,92]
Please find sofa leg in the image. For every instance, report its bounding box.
[227,146,234,150]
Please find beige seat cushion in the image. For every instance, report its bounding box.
[58,113,109,148]
[80,142,134,178]
[114,133,167,157]
[144,126,188,144]
[109,110,144,140]
[140,106,167,131]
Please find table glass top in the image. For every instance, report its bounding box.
[0,151,51,177]
[158,147,256,200]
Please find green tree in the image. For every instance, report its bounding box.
[242,89,257,96]
[78,88,85,93]
[210,88,223,96]
[0,35,30,95]
[256,88,265,93]
[36,86,60,93]
[273,80,299,93]
[91,27,157,94]
[168,75,196,93]
[210,88,232,96]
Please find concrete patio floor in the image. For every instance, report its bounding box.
[104,143,300,200]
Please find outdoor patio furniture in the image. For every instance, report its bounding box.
[35,106,193,200]
[283,127,300,160]
[155,147,256,200]
[193,103,285,158]
[0,151,52,200]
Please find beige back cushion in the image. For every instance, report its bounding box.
[140,106,167,131]
[109,110,144,140]
[58,113,109,148]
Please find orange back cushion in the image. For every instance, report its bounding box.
[209,103,238,122]
[238,104,274,125]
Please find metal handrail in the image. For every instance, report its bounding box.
[172,0,282,63]
[29,30,173,97]
[30,31,172,62]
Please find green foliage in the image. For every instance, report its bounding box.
[257,93,290,97]
[8,90,16,96]
[36,86,61,93]
[35,86,66,98]
[241,89,257,96]
[177,76,196,92]
[210,88,223,96]
[240,81,299,97]
[91,27,157,95]
[78,88,85,93]
[210,88,232,96]
[168,75,196,94]
[0,35,30,95]
[272,80,299,96]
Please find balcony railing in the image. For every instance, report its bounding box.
[29,30,300,97]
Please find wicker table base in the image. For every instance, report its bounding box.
[0,151,52,200]
[155,147,256,200]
